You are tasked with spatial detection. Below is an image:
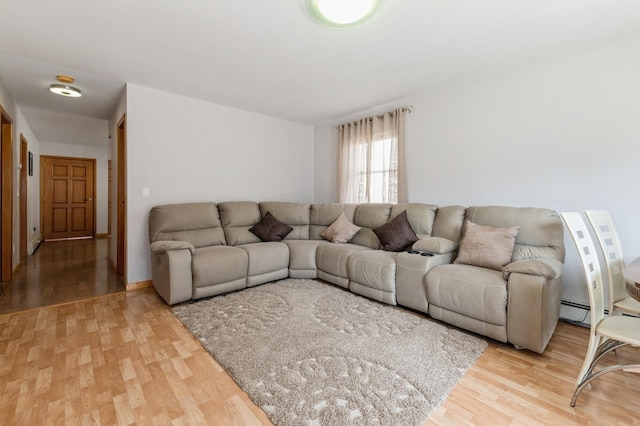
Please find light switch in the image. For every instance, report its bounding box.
[141,187,150,198]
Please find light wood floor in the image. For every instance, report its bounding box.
[0,288,638,425]
[1,241,639,424]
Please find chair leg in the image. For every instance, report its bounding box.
[571,362,640,407]
[572,337,633,407]
[585,340,627,377]
[575,334,602,386]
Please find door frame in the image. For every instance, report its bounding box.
[1,105,13,282]
[20,134,27,260]
[116,114,126,279]
[40,155,97,240]
[107,159,112,237]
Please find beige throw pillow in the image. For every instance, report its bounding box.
[454,220,520,270]
[321,212,361,243]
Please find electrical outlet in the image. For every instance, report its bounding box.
[141,187,150,198]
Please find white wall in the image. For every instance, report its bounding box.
[314,34,640,320]
[15,109,41,252]
[125,84,314,284]
[39,141,110,235]
[0,77,41,269]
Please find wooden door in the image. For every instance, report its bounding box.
[42,156,95,240]
[1,106,13,282]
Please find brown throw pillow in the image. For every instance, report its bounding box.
[249,211,293,242]
[454,220,520,270]
[373,210,419,252]
[321,212,361,243]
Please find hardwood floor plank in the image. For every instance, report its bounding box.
[1,288,640,424]
[1,238,640,424]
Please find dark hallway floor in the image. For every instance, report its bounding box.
[0,238,124,314]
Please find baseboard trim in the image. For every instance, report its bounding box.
[28,233,42,255]
[95,233,108,239]
[126,280,153,291]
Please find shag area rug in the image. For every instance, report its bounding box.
[172,279,487,425]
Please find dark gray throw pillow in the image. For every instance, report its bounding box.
[249,211,293,242]
[373,210,419,252]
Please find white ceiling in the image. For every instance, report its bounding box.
[1,0,640,146]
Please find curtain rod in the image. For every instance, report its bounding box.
[334,106,413,129]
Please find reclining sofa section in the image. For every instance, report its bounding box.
[148,201,565,353]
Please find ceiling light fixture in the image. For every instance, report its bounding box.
[304,0,384,29]
[49,75,82,98]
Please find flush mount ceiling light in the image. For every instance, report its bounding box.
[304,0,384,29]
[49,75,82,98]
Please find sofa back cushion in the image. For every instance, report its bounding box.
[148,202,226,248]
[432,205,467,242]
[218,201,261,246]
[309,203,358,240]
[465,206,565,262]
[259,202,311,240]
[390,203,438,239]
[351,203,393,249]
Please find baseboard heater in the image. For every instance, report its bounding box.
[560,300,591,327]
[561,300,590,311]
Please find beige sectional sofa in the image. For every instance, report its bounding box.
[148,201,565,353]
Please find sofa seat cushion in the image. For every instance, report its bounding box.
[283,240,323,279]
[238,242,290,286]
[347,250,399,305]
[316,243,372,288]
[426,264,507,326]
[347,250,398,293]
[192,246,248,288]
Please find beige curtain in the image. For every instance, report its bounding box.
[337,108,408,204]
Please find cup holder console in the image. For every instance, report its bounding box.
[407,250,434,257]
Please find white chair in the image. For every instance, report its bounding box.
[585,210,640,316]
[561,212,640,407]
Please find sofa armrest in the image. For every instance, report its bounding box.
[412,237,457,254]
[502,258,563,280]
[150,243,194,305]
[506,260,563,353]
[150,240,195,255]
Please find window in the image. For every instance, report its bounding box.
[338,108,408,204]
[353,137,397,203]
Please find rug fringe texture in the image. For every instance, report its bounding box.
[172,279,487,425]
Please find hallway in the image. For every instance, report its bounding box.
[0,238,124,314]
